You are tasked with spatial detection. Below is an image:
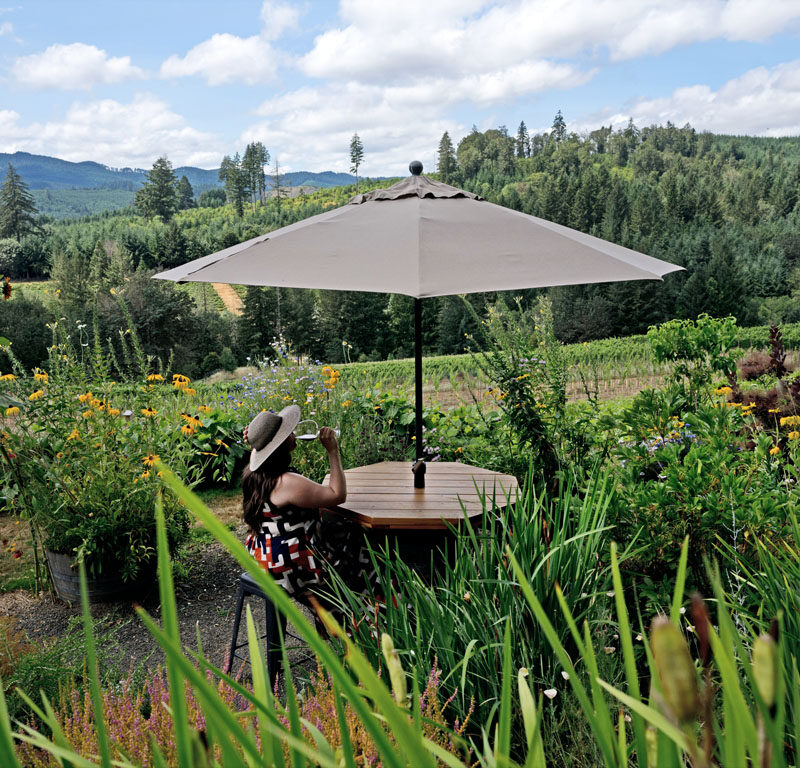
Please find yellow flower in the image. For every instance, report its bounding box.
[90,398,105,410]
[4,406,19,417]
[78,392,93,403]
[147,374,164,382]
[140,471,150,479]
[141,407,157,417]
[142,454,160,467]
[28,390,44,401]
[181,424,195,436]
[183,387,196,397]
[789,431,800,441]
[67,429,80,441]
[55,451,64,459]
[341,399,353,407]
[172,373,190,384]
[770,446,781,456]
[33,371,48,383]
[107,407,120,416]
[714,386,733,396]
[780,415,800,427]
[198,405,212,414]
[215,438,229,448]
[81,409,93,418]
[769,408,780,414]
[0,373,15,381]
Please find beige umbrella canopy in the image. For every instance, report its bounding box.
[156,164,681,295]
[155,162,682,476]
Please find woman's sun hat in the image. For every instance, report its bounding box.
[248,404,302,471]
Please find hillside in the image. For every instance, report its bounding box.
[0,151,364,217]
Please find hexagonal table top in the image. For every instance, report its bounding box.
[324,461,519,531]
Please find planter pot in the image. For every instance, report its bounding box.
[44,549,157,604]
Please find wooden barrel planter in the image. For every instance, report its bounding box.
[45,549,157,604]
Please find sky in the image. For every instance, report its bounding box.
[1,0,800,176]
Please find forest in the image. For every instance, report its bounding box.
[1,117,799,376]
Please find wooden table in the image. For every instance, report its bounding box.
[324,461,519,531]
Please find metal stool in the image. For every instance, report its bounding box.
[225,571,302,687]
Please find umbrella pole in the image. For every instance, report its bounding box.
[413,298,426,487]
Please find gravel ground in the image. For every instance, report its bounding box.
[0,521,317,681]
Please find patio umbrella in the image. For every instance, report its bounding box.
[155,161,682,480]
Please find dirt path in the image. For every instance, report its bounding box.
[211,283,244,315]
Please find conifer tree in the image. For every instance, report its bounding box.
[437,132,457,184]
[516,121,530,158]
[551,110,567,142]
[242,142,269,209]
[349,133,365,193]
[0,164,39,241]
[219,154,247,216]
[238,286,279,359]
[135,157,179,220]
[176,175,195,210]
[270,158,286,211]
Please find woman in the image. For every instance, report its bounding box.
[242,404,378,614]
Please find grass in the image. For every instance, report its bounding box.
[0,516,37,593]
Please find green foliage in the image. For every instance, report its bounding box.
[0,165,39,242]
[134,157,179,221]
[647,313,741,403]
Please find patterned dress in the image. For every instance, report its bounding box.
[245,471,379,606]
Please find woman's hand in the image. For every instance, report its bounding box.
[318,426,338,453]
[242,425,249,445]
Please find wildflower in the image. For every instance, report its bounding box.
[55,451,64,459]
[215,438,228,448]
[198,405,213,414]
[143,454,160,467]
[90,398,105,410]
[33,370,48,383]
[780,415,800,427]
[714,386,733,396]
[543,689,558,700]
[147,373,164,382]
[789,431,800,440]
[4,406,19,417]
[78,392,93,403]
[67,429,80,441]
[181,424,195,436]
[81,409,93,418]
[28,390,44,401]
[769,408,780,414]
[183,387,196,397]
[107,407,120,416]
[0,373,15,381]
[140,471,150,479]
[463,591,470,603]
[141,407,157,417]
[770,446,781,456]
[341,399,353,407]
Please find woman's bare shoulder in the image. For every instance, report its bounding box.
[271,471,344,509]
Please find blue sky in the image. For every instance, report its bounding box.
[1,1,799,175]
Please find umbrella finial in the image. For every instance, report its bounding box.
[409,160,423,176]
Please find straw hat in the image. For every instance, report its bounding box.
[248,404,301,471]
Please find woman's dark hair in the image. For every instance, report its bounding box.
[242,440,293,532]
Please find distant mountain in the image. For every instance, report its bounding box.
[0,151,359,192]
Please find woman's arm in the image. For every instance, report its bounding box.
[271,427,346,508]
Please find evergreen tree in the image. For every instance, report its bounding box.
[270,158,286,212]
[516,121,530,158]
[219,154,247,216]
[437,132,457,184]
[349,133,365,193]
[238,286,279,359]
[0,164,39,241]
[551,110,567,142]
[135,157,179,220]
[176,176,195,210]
[242,142,270,209]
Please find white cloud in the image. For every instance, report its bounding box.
[160,0,298,85]
[161,33,279,85]
[0,21,12,36]
[12,43,146,89]
[246,82,466,175]
[301,0,800,83]
[0,95,221,168]
[574,60,800,136]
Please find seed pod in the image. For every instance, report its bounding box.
[381,633,408,706]
[753,633,778,709]
[650,615,700,723]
